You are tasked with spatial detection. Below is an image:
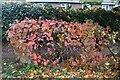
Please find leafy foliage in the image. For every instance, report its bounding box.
[2,56,120,78]
[6,18,116,65]
[2,2,120,40]
[2,2,120,78]
[4,18,120,78]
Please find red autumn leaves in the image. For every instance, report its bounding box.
[27,41,35,47]
[7,18,111,66]
[31,53,42,66]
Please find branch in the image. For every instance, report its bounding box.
[106,45,117,61]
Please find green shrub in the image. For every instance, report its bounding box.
[2,3,43,40]
[2,2,120,40]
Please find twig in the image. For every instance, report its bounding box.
[106,45,117,61]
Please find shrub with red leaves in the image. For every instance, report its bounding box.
[7,18,112,66]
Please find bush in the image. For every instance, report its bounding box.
[2,2,120,40]
[7,18,114,66]
[2,3,44,40]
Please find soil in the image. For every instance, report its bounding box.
[2,41,17,63]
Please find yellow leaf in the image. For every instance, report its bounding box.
[43,74,49,77]
[84,75,89,78]
[33,70,37,74]
[22,53,25,56]
[61,34,64,37]
[38,70,42,73]
[42,73,44,76]
[103,75,108,78]
[56,70,59,73]
[29,28,33,32]
[29,73,34,78]
[29,76,34,78]
[57,34,61,38]
[57,43,62,48]
[105,62,110,66]
[99,76,104,78]
[50,37,53,40]
[60,37,64,42]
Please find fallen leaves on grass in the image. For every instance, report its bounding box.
[1,56,120,78]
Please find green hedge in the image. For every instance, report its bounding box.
[2,2,120,40]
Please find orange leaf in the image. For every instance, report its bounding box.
[19,22,25,27]
[34,60,38,66]
[32,53,37,60]
[37,59,41,63]
[43,61,48,66]
[27,41,35,46]
[23,29,28,33]
[38,55,42,60]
